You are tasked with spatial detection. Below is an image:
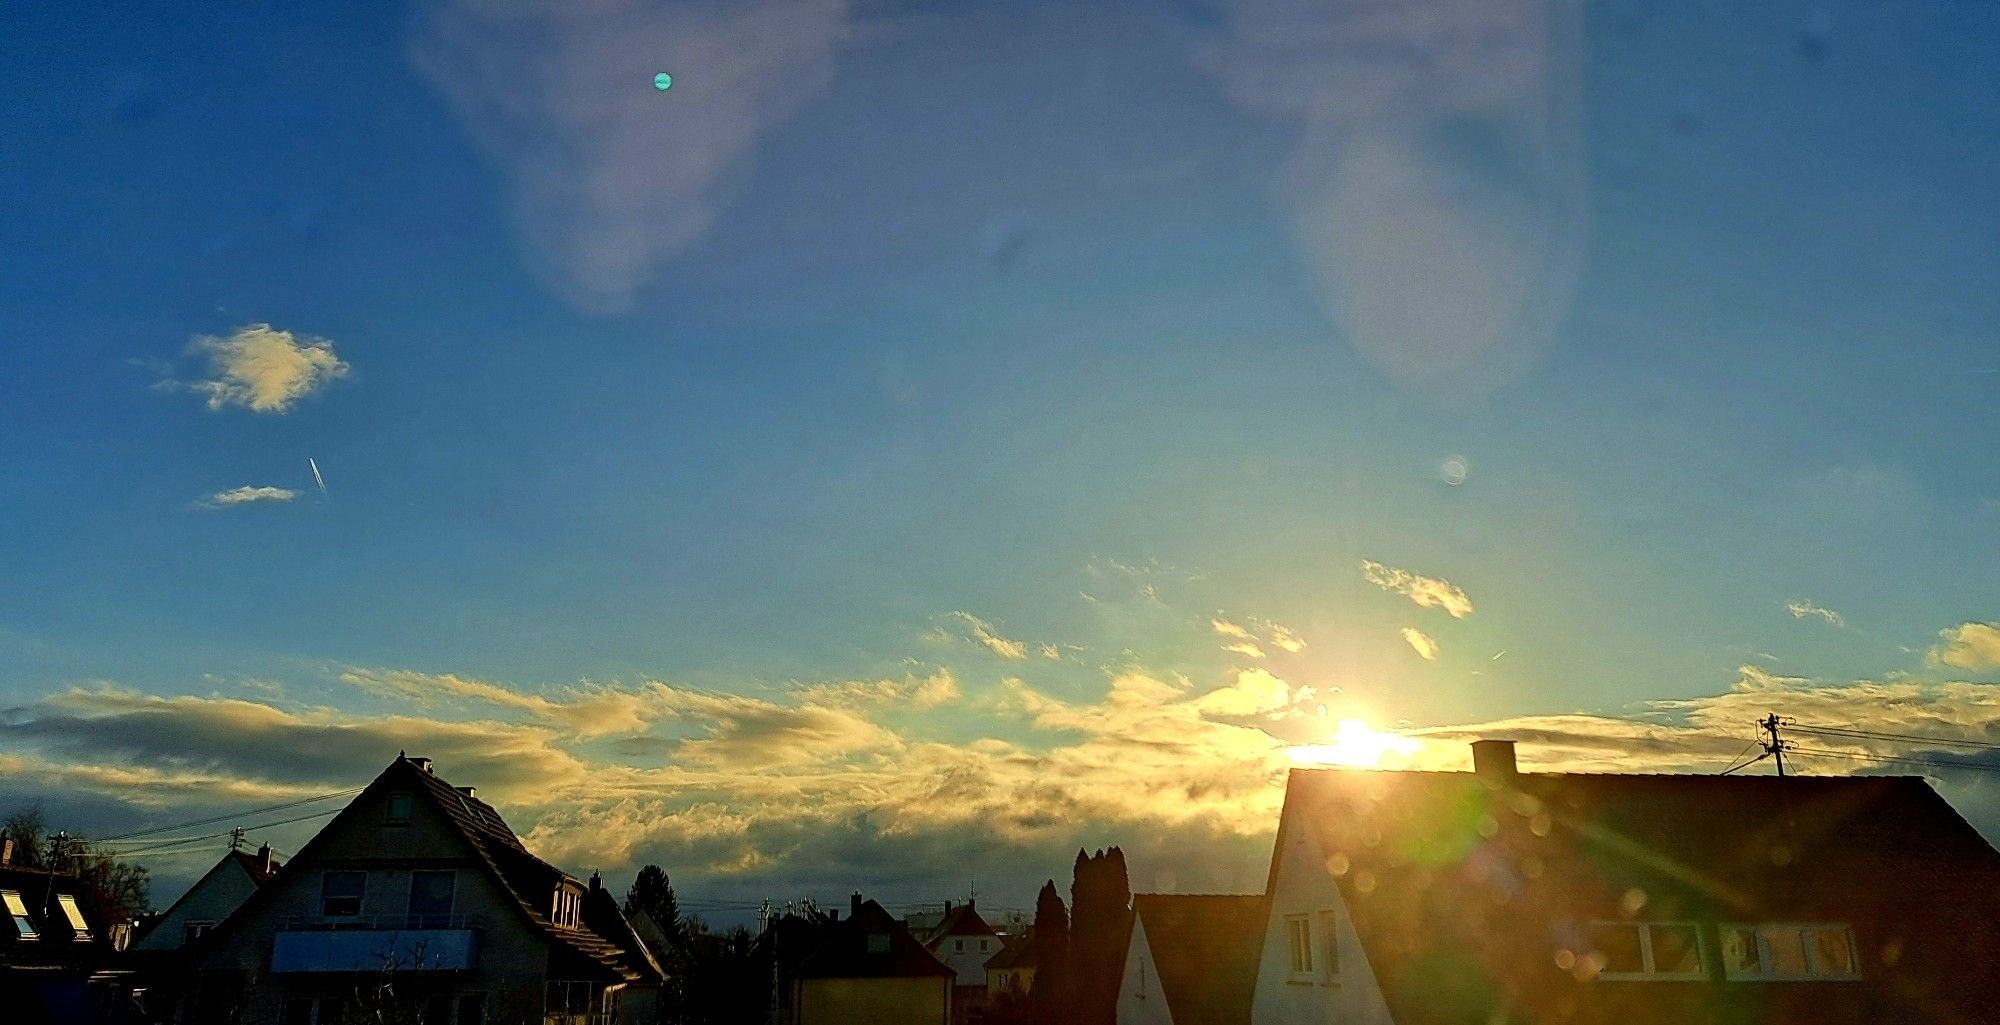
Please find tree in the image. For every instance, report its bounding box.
[3,805,151,924]
[1068,847,1131,1025]
[1031,879,1070,1025]
[3,804,47,867]
[624,864,683,945]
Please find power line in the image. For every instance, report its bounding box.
[89,787,364,844]
[1786,724,2000,751]
[1719,752,1770,776]
[1788,746,2000,776]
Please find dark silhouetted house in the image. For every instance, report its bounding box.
[0,834,130,1024]
[789,894,953,1025]
[132,844,281,953]
[186,754,659,1025]
[922,899,999,1024]
[1250,739,2000,1025]
[1115,893,1265,1025]
[983,929,1036,999]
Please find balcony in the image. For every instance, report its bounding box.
[270,915,479,973]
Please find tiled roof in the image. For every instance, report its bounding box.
[226,848,282,885]
[984,930,1035,970]
[1279,767,2000,1025]
[1131,893,1265,1025]
[924,901,997,946]
[795,899,955,980]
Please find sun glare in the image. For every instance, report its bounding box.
[1289,718,1422,768]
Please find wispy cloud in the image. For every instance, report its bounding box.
[1400,627,1440,661]
[1361,560,1474,618]
[951,612,1030,661]
[1267,624,1307,654]
[1211,617,1254,641]
[200,485,299,508]
[1929,622,2000,672]
[408,0,849,314]
[168,324,351,413]
[1786,600,1846,628]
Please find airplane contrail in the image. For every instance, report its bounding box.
[308,457,328,498]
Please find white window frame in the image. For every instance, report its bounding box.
[1719,922,1861,981]
[56,893,91,939]
[1589,921,1707,981]
[321,870,366,919]
[3,889,38,939]
[1318,909,1341,985]
[1284,914,1314,982]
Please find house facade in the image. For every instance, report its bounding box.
[133,845,281,953]
[790,895,953,1025]
[1114,894,1264,1025]
[188,754,659,1025]
[922,900,998,1024]
[1250,739,2000,1025]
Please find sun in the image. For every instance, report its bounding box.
[1289,718,1422,768]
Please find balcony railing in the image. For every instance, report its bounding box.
[271,919,479,972]
[277,914,481,931]
[543,1015,616,1025]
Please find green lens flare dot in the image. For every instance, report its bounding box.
[654,73,673,91]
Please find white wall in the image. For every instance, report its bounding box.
[935,932,999,986]
[134,857,260,952]
[1249,802,1395,1025]
[1114,915,1174,1025]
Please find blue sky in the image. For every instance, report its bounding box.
[4,0,1999,913]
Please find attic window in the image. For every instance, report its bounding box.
[867,932,891,954]
[56,894,90,939]
[1588,922,1705,981]
[1721,923,1859,981]
[3,890,37,939]
[385,792,413,825]
[1284,914,1313,981]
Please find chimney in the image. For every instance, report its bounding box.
[409,756,433,773]
[257,843,273,875]
[1471,739,1518,780]
[850,891,863,918]
[456,786,477,799]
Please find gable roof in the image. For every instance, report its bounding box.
[200,755,657,984]
[984,930,1036,970]
[1276,765,2000,1025]
[1133,893,1266,1025]
[132,847,282,947]
[924,901,997,946]
[794,898,955,980]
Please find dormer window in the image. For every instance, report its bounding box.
[866,933,891,954]
[3,890,37,939]
[385,792,413,825]
[1721,923,1860,980]
[56,894,90,940]
[1588,922,1705,980]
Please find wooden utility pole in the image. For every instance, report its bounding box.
[1760,713,1790,777]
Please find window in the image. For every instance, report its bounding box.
[1318,910,1341,981]
[385,792,413,824]
[321,871,365,918]
[979,939,990,952]
[1587,922,1706,980]
[56,894,91,939]
[184,921,215,945]
[1720,923,1860,981]
[867,932,891,953]
[551,887,580,927]
[3,890,37,939]
[955,938,964,951]
[1285,914,1313,979]
[409,870,455,926]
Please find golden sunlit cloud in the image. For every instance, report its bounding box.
[1361,560,1473,618]
[1289,718,1422,768]
[1930,621,2000,671]
[1401,626,1439,661]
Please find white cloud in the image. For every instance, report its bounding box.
[1223,641,1267,660]
[1930,622,2000,672]
[950,612,1030,661]
[1267,624,1307,653]
[1400,627,1439,661]
[1786,600,1845,627]
[201,485,299,508]
[1361,560,1474,618]
[1211,617,1254,641]
[408,0,849,314]
[178,324,350,413]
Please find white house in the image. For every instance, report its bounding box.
[1114,892,1264,1025]
[1248,738,2000,1025]
[132,845,281,952]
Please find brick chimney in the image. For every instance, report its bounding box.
[1471,739,1518,780]
[408,756,433,773]
[455,786,477,799]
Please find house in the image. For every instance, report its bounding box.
[1115,893,1265,1025]
[789,893,954,1025]
[1,834,131,1024]
[132,844,281,952]
[922,899,999,1023]
[187,754,660,1025]
[1250,738,2000,1025]
[983,929,1035,999]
